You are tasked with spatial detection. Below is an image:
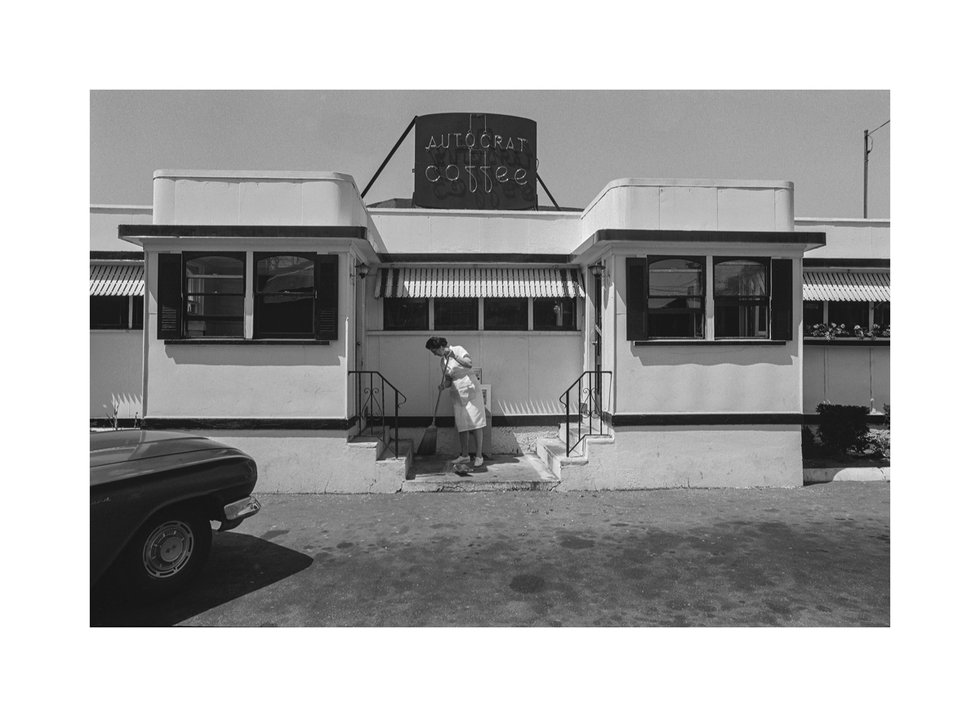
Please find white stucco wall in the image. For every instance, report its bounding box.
[796,218,889,260]
[143,250,355,420]
[802,343,891,413]
[362,332,584,419]
[581,179,795,237]
[368,207,580,255]
[91,205,152,252]
[90,331,143,420]
[198,432,405,493]
[152,170,367,227]
[558,425,803,489]
[607,251,804,416]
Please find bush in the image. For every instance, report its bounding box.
[816,402,871,456]
[801,425,821,458]
[864,428,890,459]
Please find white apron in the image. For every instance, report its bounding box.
[443,345,486,431]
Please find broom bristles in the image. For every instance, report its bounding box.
[416,424,438,455]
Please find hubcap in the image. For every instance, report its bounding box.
[142,520,195,579]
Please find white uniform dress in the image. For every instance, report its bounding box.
[442,345,486,431]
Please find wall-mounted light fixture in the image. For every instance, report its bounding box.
[356,265,370,279]
[588,261,606,279]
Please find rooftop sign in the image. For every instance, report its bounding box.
[413,113,537,210]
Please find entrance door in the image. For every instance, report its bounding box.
[592,272,602,374]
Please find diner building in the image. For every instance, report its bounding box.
[90,113,890,492]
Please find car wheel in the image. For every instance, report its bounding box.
[123,506,213,599]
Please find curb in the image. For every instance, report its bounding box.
[804,466,890,484]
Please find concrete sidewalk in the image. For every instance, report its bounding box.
[91,482,890,627]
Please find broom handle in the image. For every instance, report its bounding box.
[431,386,444,424]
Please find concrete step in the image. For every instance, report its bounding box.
[404,453,558,492]
[536,432,615,478]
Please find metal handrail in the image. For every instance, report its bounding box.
[558,370,612,457]
[348,371,408,458]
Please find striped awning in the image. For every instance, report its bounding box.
[90,263,145,297]
[374,267,585,299]
[803,271,889,302]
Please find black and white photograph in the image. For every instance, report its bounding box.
[89,88,892,631]
[12,3,976,715]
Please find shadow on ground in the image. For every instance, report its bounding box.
[90,532,313,627]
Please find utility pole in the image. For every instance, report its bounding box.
[863,120,890,218]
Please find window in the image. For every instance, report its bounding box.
[434,298,478,331]
[384,298,428,330]
[484,298,528,331]
[90,296,128,329]
[184,253,245,338]
[803,300,824,329]
[533,298,577,331]
[90,296,143,330]
[254,253,315,338]
[873,301,890,330]
[627,256,792,341]
[828,301,869,331]
[648,257,704,338]
[714,258,769,338]
[158,252,338,341]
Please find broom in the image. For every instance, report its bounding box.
[416,386,444,455]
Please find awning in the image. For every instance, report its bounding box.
[374,267,585,299]
[90,263,145,297]
[803,271,889,302]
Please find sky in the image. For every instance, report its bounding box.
[90,89,890,219]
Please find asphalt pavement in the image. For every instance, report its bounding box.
[91,482,889,627]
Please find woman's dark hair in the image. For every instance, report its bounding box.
[425,336,448,350]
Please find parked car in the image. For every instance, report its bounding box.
[91,430,261,599]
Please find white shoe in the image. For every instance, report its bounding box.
[473,456,484,467]
[455,455,469,464]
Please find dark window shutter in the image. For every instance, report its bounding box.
[157,253,182,339]
[316,254,340,341]
[626,257,648,340]
[771,259,793,340]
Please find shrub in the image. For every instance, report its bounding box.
[801,425,823,458]
[864,428,890,459]
[816,402,871,456]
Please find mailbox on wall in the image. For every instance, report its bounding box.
[413,112,537,211]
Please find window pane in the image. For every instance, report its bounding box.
[828,301,868,331]
[132,296,144,330]
[256,255,314,293]
[714,259,767,296]
[715,298,769,338]
[484,298,528,330]
[90,296,128,329]
[434,298,478,331]
[649,258,703,296]
[803,300,823,328]
[186,295,243,317]
[185,255,244,294]
[384,298,429,330]
[649,297,702,311]
[873,301,890,330]
[184,318,244,338]
[649,311,704,338]
[184,295,244,337]
[254,254,315,338]
[256,295,315,337]
[533,298,577,331]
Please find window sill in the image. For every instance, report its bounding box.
[366,330,583,336]
[633,339,787,346]
[803,337,890,346]
[163,339,331,345]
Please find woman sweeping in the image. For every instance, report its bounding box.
[425,336,486,467]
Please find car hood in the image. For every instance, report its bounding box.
[90,430,252,487]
